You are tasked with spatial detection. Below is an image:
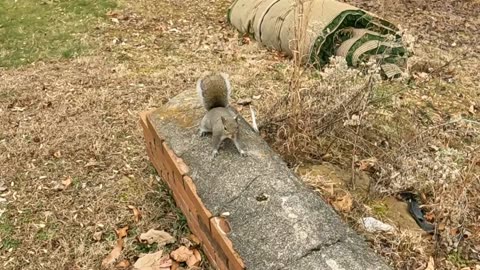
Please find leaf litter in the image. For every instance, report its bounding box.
[170,246,193,263]
[133,250,172,270]
[139,229,175,246]
[128,205,142,223]
[101,238,124,268]
[52,176,72,191]
[115,226,129,238]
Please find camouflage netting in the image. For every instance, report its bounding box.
[228,0,408,78]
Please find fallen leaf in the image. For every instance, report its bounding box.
[424,211,435,222]
[62,176,72,189]
[357,157,377,171]
[84,160,100,167]
[179,237,193,248]
[93,231,103,241]
[170,246,193,263]
[116,259,130,269]
[450,227,459,236]
[188,234,201,245]
[128,205,142,223]
[52,176,73,191]
[237,98,252,105]
[469,104,476,114]
[332,193,353,212]
[424,256,434,270]
[241,36,251,45]
[186,249,201,267]
[116,226,129,238]
[0,182,7,192]
[171,261,180,270]
[139,229,175,246]
[133,250,172,270]
[101,238,124,268]
[106,11,119,17]
[53,150,62,158]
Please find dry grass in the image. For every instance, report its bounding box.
[0,0,479,269]
[0,0,280,268]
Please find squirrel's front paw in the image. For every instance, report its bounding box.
[239,150,248,157]
[199,131,208,137]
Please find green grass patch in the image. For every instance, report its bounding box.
[135,242,159,253]
[0,215,20,250]
[0,0,117,68]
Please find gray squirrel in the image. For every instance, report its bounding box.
[196,72,248,158]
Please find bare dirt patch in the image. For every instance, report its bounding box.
[1,0,479,269]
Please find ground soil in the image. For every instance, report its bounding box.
[0,0,479,269]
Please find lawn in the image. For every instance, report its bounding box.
[0,0,478,269]
[0,0,117,67]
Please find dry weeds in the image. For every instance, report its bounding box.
[1,0,479,269]
[264,0,480,269]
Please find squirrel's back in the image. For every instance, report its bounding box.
[196,72,231,110]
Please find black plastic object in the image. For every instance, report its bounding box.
[399,192,435,234]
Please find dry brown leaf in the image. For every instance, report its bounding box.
[116,259,130,269]
[53,176,73,191]
[332,193,353,213]
[179,237,193,248]
[237,98,252,105]
[128,205,142,223]
[170,246,193,263]
[186,249,201,267]
[188,234,201,245]
[424,256,434,270]
[171,261,180,270]
[93,231,103,241]
[241,36,251,45]
[62,176,72,188]
[101,238,124,268]
[133,250,172,270]
[357,157,377,171]
[139,229,175,246]
[424,211,435,222]
[0,182,7,192]
[53,150,62,158]
[450,227,459,236]
[116,226,129,238]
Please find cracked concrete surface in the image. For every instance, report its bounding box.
[149,90,391,269]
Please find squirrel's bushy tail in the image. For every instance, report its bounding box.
[196,72,231,110]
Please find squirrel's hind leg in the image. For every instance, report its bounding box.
[199,115,212,137]
[210,133,224,158]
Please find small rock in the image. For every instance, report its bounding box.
[360,217,395,233]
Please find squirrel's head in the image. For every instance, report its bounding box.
[221,115,239,138]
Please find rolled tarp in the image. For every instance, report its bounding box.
[227,0,407,78]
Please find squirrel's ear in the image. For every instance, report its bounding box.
[221,116,226,125]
